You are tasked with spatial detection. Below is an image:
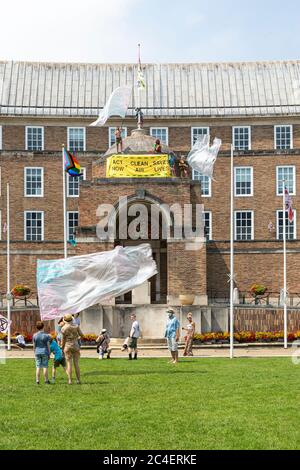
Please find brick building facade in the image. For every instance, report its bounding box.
[1,60,300,335]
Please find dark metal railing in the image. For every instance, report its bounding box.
[208,290,300,308]
[0,292,39,309]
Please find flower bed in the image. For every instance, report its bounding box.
[194,331,300,344]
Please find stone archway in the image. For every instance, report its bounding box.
[111,191,169,305]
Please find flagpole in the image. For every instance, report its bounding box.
[6,183,11,351]
[230,144,234,359]
[62,145,68,259]
[283,180,288,349]
[137,43,141,129]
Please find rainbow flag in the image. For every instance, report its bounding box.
[64,149,83,177]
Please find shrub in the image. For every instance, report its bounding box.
[250,284,267,296]
[11,285,31,297]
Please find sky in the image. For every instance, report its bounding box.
[0,0,299,64]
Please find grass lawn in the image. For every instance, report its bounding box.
[0,357,300,450]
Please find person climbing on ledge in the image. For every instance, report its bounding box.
[179,155,189,178]
[115,127,123,153]
[168,152,177,176]
[154,138,162,153]
[135,107,144,129]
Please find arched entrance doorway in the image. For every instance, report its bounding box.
[113,197,168,305]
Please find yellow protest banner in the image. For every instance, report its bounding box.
[106,154,171,178]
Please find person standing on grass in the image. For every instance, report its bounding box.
[61,314,84,385]
[165,308,180,364]
[50,338,67,383]
[182,313,196,357]
[128,313,140,360]
[72,313,82,347]
[33,321,52,385]
[56,318,65,347]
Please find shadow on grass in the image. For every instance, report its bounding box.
[82,369,209,378]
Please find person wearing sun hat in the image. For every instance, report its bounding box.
[61,314,84,385]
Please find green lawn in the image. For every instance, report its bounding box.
[0,358,300,450]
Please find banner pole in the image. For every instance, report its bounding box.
[283,180,288,349]
[62,145,68,259]
[7,183,11,351]
[230,145,234,359]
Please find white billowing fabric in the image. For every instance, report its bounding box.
[37,244,157,320]
[90,86,132,127]
[187,134,222,179]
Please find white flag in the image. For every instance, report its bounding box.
[187,134,222,179]
[137,66,146,90]
[37,244,157,320]
[90,86,132,127]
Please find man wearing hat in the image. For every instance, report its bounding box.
[96,329,112,360]
[165,308,180,364]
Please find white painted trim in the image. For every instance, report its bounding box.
[24,167,44,198]
[276,209,297,240]
[109,127,128,147]
[274,125,293,150]
[234,210,254,241]
[25,126,44,151]
[67,210,79,240]
[24,211,44,241]
[67,167,86,198]
[191,127,210,146]
[276,166,296,196]
[67,127,86,151]
[203,211,212,240]
[234,166,253,197]
[232,126,251,150]
[193,171,212,197]
[150,127,169,146]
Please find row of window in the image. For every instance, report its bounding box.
[195,166,296,197]
[24,167,85,197]
[0,125,295,152]
[10,210,297,242]
[204,211,296,241]
[18,165,299,199]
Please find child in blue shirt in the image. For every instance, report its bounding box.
[50,338,66,383]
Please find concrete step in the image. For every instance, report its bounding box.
[110,338,167,347]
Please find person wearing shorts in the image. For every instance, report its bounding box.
[61,314,84,385]
[33,321,52,385]
[128,313,140,360]
[50,338,67,383]
[165,309,180,364]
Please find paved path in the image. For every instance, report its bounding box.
[3,346,296,359]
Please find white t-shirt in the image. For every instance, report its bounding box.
[16,335,25,345]
[130,320,140,339]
